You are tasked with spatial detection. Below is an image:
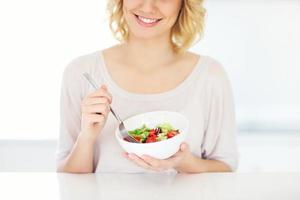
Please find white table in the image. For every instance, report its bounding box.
[0,172,299,200]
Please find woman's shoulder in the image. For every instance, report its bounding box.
[193,52,229,82]
[61,50,104,90]
[64,50,100,74]
[185,51,232,91]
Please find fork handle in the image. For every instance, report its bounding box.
[109,107,122,123]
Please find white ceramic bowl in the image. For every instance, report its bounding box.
[115,111,189,159]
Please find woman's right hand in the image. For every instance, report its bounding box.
[80,85,113,141]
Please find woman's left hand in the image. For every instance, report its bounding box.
[123,142,193,172]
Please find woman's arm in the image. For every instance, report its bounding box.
[56,58,113,173]
[57,134,97,173]
[57,84,112,174]
[174,152,232,173]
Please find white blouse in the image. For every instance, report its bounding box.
[56,50,239,173]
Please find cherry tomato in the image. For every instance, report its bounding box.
[146,136,156,143]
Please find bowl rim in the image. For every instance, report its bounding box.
[115,110,189,145]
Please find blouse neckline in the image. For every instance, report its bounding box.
[95,50,205,101]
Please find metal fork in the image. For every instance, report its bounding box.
[82,73,139,143]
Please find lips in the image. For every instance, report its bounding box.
[134,14,162,27]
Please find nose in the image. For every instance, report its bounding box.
[139,0,157,14]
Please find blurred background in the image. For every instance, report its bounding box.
[0,0,299,172]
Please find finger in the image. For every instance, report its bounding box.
[141,155,168,171]
[122,152,129,158]
[166,153,182,164]
[180,142,189,152]
[85,113,105,124]
[169,143,189,158]
[167,143,189,162]
[140,155,161,167]
[87,87,113,103]
[128,154,153,170]
[82,103,109,114]
[84,97,110,106]
[99,84,112,99]
[89,93,112,104]
[82,104,110,117]
[102,85,108,90]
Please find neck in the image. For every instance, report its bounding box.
[121,33,178,72]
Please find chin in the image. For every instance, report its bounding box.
[128,24,169,41]
[130,31,163,40]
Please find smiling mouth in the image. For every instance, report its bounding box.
[134,14,162,27]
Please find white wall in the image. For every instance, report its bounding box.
[196,0,300,131]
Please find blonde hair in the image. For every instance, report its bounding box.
[107,0,206,54]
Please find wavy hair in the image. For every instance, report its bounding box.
[107,0,206,54]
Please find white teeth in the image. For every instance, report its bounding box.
[137,15,159,24]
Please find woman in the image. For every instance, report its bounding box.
[56,0,238,173]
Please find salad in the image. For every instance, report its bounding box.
[124,122,180,143]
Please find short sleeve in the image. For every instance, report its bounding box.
[201,63,239,171]
[55,58,86,166]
